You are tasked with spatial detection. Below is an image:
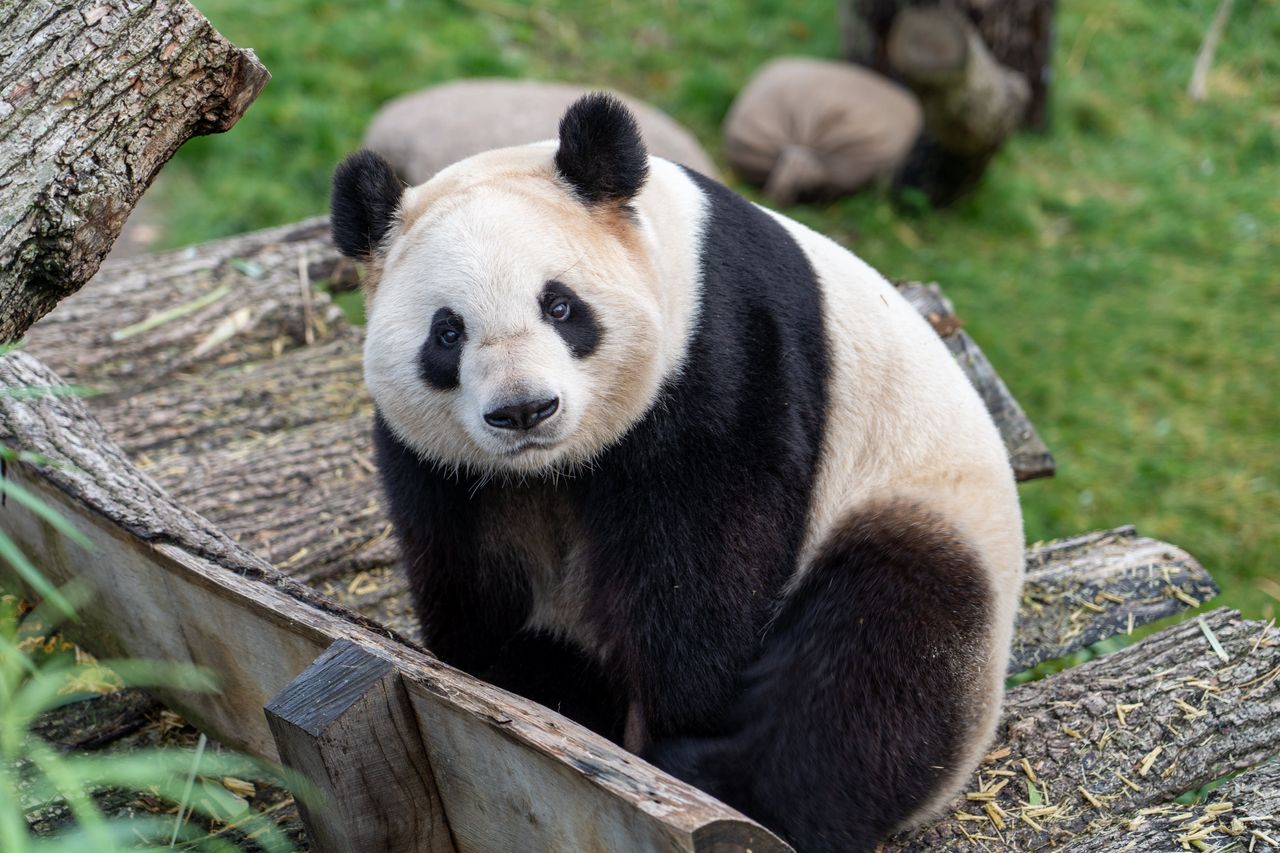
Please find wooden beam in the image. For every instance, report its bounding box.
[265,639,456,853]
[888,609,1280,850]
[0,0,269,342]
[0,349,789,852]
[402,669,792,853]
[1011,526,1218,673]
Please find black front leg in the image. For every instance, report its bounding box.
[482,631,626,742]
[375,415,531,676]
[376,416,625,737]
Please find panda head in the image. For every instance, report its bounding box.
[334,94,668,476]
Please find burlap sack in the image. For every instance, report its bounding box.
[364,79,718,185]
[723,58,922,204]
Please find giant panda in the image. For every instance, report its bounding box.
[331,93,1024,852]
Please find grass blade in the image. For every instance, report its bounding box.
[171,733,208,846]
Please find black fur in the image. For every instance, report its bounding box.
[418,308,464,390]
[331,150,403,258]
[540,280,601,358]
[377,165,828,744]
[648,503,993,852]
[373,414,626,738]
[555,93,648,205]
[573,168,830,742]
[374,142,987,850]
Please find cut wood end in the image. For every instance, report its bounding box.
[210,47,270,135]
[887,6,971,85]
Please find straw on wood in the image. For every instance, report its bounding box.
[887,609,1280,850]
[1062,757,1280,852]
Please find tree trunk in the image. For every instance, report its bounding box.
[0,0,269,343]
[840,0,1055,130]
[886,6,1030,205]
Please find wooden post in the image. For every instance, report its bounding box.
[265,639,456,853]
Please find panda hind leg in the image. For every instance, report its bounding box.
[649,501,996,853]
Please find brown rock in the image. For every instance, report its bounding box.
[723,57,922,205]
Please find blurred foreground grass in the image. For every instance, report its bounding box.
[166,0,1279,615]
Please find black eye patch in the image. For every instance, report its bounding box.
[418,307,465,389]
[540,281,601,359]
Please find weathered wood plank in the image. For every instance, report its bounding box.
[0,0,269,341]
[1012,526,1218,673]
[888,609,1280,851]
[0,350,789,852]
[266,639,456,853]
[403,669,792,853]
[899,281,1054,480]
[1061,758,1280,853]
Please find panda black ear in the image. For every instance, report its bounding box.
[331,150,404,259]
[555,93,648,205]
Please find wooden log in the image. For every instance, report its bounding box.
[1012,526,1218,673]
[30,687,159,751]
[888,8,1029,154]
[22,218,350,394]
[94,334,367,456]
[32,222,1052,482]
[265,639,456,853]
[839,0,1055,130]
[0,350,790,853]
[899,282,1053,480]
[1061,758,1280,852]
[888,608,1280,851]
[0,0,269,342]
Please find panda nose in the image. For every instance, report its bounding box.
[484,397,560,431]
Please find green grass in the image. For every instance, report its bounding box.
[165,0,1279,616]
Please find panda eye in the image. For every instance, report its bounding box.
[437,327,460,347]
[545,298,571,321]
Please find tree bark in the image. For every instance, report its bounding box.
[1062,758,1280,852]
[0,0,268,342]
[1013,526,1218,673]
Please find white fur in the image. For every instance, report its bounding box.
[365,142,1023,827]
[365,149,706,479]
[760,207,1024,825]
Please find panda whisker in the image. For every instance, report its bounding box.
[551,252,587,283]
